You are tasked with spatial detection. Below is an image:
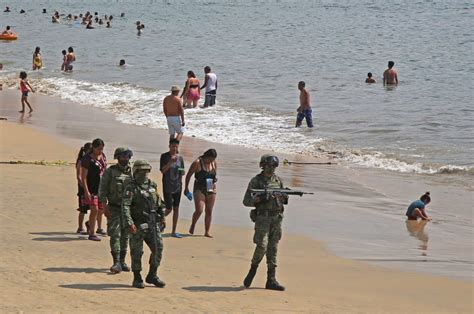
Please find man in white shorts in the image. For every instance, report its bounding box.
[163,86,185,141]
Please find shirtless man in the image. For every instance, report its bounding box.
[163,86,185,141]
[383,61,398,86]
[296,81,313,128]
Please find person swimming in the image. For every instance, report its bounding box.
[365,72,376,83]
[119,59,126,67]
[406,192,431,221]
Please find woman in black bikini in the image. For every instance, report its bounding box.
[184,149,217,238]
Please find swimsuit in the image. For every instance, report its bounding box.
[166,116,184,135]
[296,108,313,127]
[187,84,200,101]
[20,80,28,97]
[193,158,216,196]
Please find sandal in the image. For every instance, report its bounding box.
[88,235,101,241]
[96,229,107,236]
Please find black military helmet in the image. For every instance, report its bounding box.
[259,154,279,167]
[114,147,133,159]
[132,159,151,173]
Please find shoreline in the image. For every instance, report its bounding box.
[0,89,473,282]
[0,120,472,312]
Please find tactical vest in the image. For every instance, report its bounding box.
[108,165,132,207]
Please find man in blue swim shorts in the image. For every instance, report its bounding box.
[296,81,313,128]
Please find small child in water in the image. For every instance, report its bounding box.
[119,59,126,67]
[61,50,67,71]
[19,71,35,113]
[406,192,431,221]
[365,72,376,83]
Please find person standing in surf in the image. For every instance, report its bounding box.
[295,81,313,128]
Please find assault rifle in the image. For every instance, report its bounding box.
[250,187,314,200]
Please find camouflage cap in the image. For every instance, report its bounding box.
[132,159,152,173]
[260,154,279,167]
[114,147,133,159]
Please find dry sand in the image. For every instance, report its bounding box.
[0,121,472,313]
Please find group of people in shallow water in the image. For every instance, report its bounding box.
[51,10,118,29]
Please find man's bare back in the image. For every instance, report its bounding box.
[163,95,183,117]
[299,89,311,111]
[383,61,398,85]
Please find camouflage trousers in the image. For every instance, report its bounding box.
[129,226,163,272]
[107,206,129,253]
[251,214,283,268]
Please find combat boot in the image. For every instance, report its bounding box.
[132,271,145,289]
[110,251,122,274]
[119,251,130,272]
[243,264,258,288]
[145,266,166,288]
[265,267,285,291]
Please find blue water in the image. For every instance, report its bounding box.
[1,0,473,175]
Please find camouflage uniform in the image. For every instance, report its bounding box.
[122,160,166,288]
[243,172,285,268]
[98,161,132,272]
[242,154,287,291]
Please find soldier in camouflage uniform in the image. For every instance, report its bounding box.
[242,154,287,291]
[99,147,133,274]
[122,160,166,289]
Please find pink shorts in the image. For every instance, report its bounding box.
[80,195,104,209]
[187,88,200,101]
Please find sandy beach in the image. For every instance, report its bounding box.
[0,90,472,313]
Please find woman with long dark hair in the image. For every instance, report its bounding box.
[80,138,107,241]
[184,149,217,237]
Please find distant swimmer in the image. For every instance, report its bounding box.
[65,47,75,71]
[86,21,95,29]
[32,47,43,70]
[20,9,25,14]
[365,72,376,83]
[43,8,47,14]
[406,192,432,221]
[383,61,398,86]
[4,6,10,12]
[2,26,13,35]
[61,50,67,71]
[106,21,111,28]
[119,59,126,67]
[19,71,35,113]
[296,81,313,128]
[120,12,125,17]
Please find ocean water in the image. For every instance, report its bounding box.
[1,0,473,177]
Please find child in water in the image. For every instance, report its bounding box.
[365,72,376,83]
[61,50,67,71]
[19,71,35,113]
[406,192,431,221]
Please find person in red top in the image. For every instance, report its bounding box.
[19,71,35,113]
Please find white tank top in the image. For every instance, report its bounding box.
[205,73,217,92]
